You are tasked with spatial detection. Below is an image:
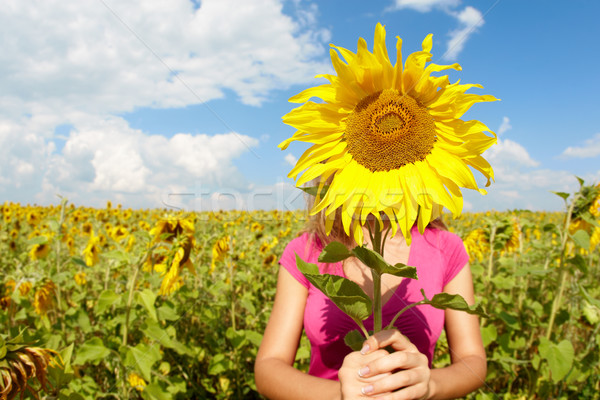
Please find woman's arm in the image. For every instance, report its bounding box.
[345,264,486,400]
[254,266,342,400]
[429,264,487,399]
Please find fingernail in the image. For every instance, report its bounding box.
[360,343,370,355]
[361,385,373,395]
[358,366,369,377]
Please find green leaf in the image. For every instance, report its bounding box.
[73,337,111,365]
[208,353,233,375]
[157,303,180,321]
[351,246,389,275]
[350,246,418,279]
[142,321,189,355]
[576,175,585,187]
[579,285,600,309]
[226,327,248,349]
[551,191,570,201]
[538,337,574,381]
[144,383,173,400]
[318,241,352,263]
[0,337,6,359]
[60,342,75,373]
[296,255,372,321]
[580,212,600,228]
[70,257,88,268]
[299,184,329,198]
[124,343,161,382]
[570,229,590,250]
[94,290,121,314]
[379,262,418,280]
[27,235,48,245]
[295,254,319,275]
[102,250,129,263]
[421,290,488,318]
[136,289,158,322]
[344,330,365,352]
[567,254,587,273]
[244,330,263,347]
[481,324,497,348]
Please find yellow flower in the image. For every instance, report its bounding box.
[30,242,51,261]
[502,220,521,254]
[34,280,56,316]
[83,232,101,266]
[590,226,600,250]
[463,228,488,262]
[280,23,496,244]
[250,222,264,232]
[109,226,129,242]
[127,372,146,392]
[211,235,230,273]
[18,281,32,296]
[26,210,41,226]
[590,184,600,218]
[263,254,277,266]
[81,222,93,235]
[74,272,87,286]
[4,279,16,295]
[159,248,187,296]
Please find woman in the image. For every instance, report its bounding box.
[255,210,486,400]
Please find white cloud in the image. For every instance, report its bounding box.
[444,6,484,61]
[462,137,577,211]
[560,133,600,159]
[498,116,512,136]
[284,153,298,166]
[0,0,330,116]
[0,0,329,208]
[24,115,258,208]
[387,1,484,60]
[486,139,539,170]
[390,0,461,13]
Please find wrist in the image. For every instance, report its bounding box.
[425,376,436,400]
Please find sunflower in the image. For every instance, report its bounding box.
[33,280,56,316]
[211,235,230,273]
[83,232,101,266]
[280,23,497,244]
[128,373,146,392]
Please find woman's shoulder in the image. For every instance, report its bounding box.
[418,226,465,251]
[282,232,323,261]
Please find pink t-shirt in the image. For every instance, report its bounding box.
[279,225,469,380]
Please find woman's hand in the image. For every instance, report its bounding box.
[339,348,391,399]
[340,329,432,400]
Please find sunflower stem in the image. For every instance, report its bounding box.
[372,223,383,333]
[486,224,497,281]
[122,257,143,347]
[229,260,236,332]
[546,192,578,340]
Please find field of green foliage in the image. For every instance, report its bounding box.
[1,182,599,399]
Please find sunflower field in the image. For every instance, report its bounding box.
[1,181,600,400]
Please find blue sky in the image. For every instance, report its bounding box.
[1,0,599,213]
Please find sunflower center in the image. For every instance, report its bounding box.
[345,89,436,172]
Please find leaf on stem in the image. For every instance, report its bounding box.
[551,191,570,201]
[296,255,372,321]
[420,289,488,318]
[538,337,574,381]
[344,330,365,351]
[570,229,590,250]
[318,241,352,263]
[579,285,600,309]
[351,246,418,279]
[300,185,329,197]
